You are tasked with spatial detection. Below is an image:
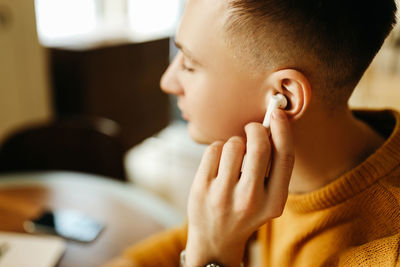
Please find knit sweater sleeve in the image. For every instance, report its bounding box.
[121,224,187,267]
[338,232,400,267]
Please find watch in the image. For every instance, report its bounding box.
[180,250,222,267]
[180,250,243,267]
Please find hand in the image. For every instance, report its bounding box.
[185,109,295,267]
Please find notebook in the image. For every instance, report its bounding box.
[0,232,65,267]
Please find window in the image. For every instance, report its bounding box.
[35,0,184,47]
[128,0,181,39]
[35,0,97,41]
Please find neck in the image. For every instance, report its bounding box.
[289,105,385,194]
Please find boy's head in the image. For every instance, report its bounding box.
[161,0,397,144]
[224,0,397,105]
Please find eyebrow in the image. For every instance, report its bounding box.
[174,40,202,66]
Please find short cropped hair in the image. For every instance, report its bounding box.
[224,0,398,105]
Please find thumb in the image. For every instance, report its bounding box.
[264,109,295,214]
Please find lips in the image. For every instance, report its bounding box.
[177,101,189,120]
[180,108,189,120]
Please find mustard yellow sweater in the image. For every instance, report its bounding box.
[122,110,400,267]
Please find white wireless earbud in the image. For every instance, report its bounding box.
[262,94,287,129]
[241,93,288,172]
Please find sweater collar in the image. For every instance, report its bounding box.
[287,109,400,213]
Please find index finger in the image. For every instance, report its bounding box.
[240,122,272,189]
[264,109,295,211]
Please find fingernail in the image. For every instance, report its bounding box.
[272,109,286,121]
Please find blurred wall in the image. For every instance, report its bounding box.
[0,0,52,143]
[349,0,400,111]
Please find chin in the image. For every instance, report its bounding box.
[187,123,214,145]
[187,123,233,145]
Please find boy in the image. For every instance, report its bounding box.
[106,0,399,266]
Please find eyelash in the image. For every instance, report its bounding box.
[180,57,195,72]
[182,64,194,72]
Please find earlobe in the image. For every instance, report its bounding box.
[267,69,312,121]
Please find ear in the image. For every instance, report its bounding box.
[266,69,312,121]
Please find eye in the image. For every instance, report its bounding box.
[180,56,195,72]
[182,63,195,72]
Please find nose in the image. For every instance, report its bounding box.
[160,53,184,96]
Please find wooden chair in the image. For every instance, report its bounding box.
[0,116,126,181]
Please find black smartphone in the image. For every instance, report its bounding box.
[23,210,104,243]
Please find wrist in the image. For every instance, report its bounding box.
[184,236,246,267]
[180,250,244,267]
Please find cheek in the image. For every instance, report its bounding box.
[185,79,265,142]
[185,87,229,140]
